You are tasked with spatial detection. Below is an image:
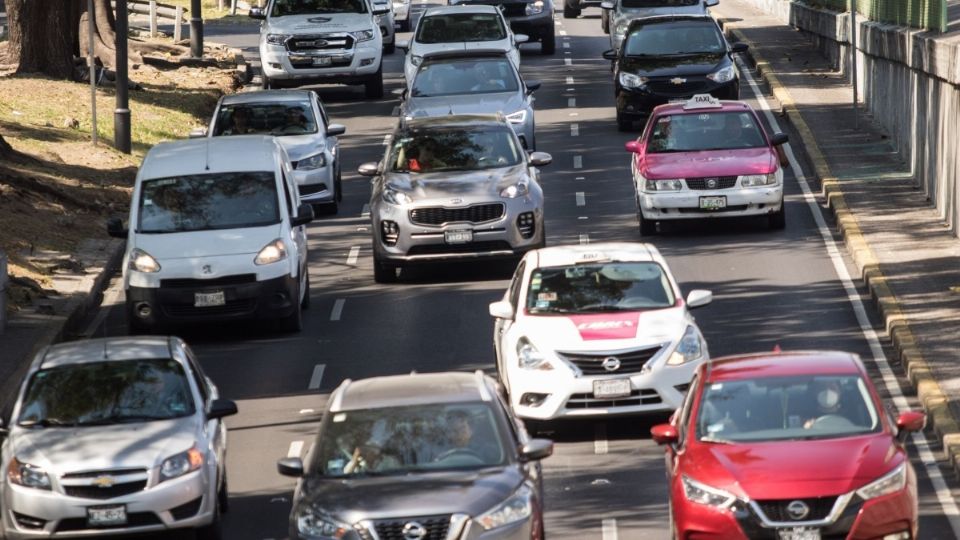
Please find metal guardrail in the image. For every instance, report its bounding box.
[110,0,188,41]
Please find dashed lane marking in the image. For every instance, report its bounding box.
[566,76,574,84]
[594,423,608,454]
[575,191,585,205]
[564,58,572,66]
[308,364,325,390]
[579,234,589,245]
[347,246,360,265]
[287,441,304,458]
[570,123,579,136]
[573,156,583,169]
[330,298,345,321]
[567,97,576,108]
[602,519,618,540]
[563,42,570,49]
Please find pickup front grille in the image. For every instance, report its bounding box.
[409,203,505,226]
[286,34,354,51]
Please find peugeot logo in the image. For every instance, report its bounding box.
[786,500,810,521]
[401,522,427,540]
[92,475,116,488]
[601,356,621,372]
[202,265,213,274]
[706,178,718,189]
[670,77,687,85]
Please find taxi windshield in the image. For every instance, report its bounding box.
[416,13,507,43]
[647,111,767,153]
[695,375,882,443]
[388,127,522,173]
[412,58,519,97]
[526,262,676,314]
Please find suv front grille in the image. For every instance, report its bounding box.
[373,515,451,540]
[409,203,505,226]
[286,34,354,51]
[557,346,662,375]
[756,497,837,522]
[685,176,738,190]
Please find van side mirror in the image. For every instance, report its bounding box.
[602,49,617,61]
[207,399,238,420]
[292,203,315,227]
[600,1,615,8]
[326,123,346,137]
[896,411,926,441]
[277,457,305,477]
[488,300,515,320]
[249,7,266,19]
[106,217,127,238]
[514,33,529,44]
[625,141,641,153]
[528,152,552,167]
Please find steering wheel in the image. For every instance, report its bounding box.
[433,448,484,463]
[810,414,855,429]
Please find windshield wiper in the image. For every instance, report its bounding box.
[75,414,175,426]
[19,418,74,428]
[700,436,734,445]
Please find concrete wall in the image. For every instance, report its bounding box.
[740,0,960,233]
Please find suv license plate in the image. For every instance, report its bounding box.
[593,379,631,399]
[700,196,727,210]
[87,505,127,527]
[312,57,332,66]
[444,230,473,244]
[778,528,820,540]
[195,291,226,307]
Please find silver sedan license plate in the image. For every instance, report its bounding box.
[444,230,473,244]
[87,505,127,527]
[778,528,820,540]
[593,379,631,399]
[700,196,727,210]
[194,290,226,307]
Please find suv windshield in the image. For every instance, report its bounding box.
[622,0,699,7]
[17,359,195,427]
[389,127,522,173]
[138,172,280,234]
[310,403,507,477]
[695,375,881,443]
[647,111,766,153]
[526,262,676,314]
[624,20,725,56]
[270,0,367,16]
[416,13,506,43]
[412,58,519,97]
[213,102,318,137]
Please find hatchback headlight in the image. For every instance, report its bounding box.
[159,447,204,483]
[500,182,529,198]
[525,1,544,15]
[296,505,350,539]
[644,179,683,192]
[129,248,161,273]
[254,238,287,265]
[740,173,778,187]
[505,110,527,124]
[857,463,907,500]
[382,187,413,205]
[7,458,51,490]
[618,72,648,89]
[353,29,376,42]
[682,476,738,509]
[706,65,736,84]
[517,339,553,370]
[667,326,705,365]
[477,484,534,530]
[296,153,327,171]
[265,33,289,45]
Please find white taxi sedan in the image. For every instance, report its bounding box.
[489,242,712,422]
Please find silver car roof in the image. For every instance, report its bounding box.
[220,90,316,105]
[332,371,493,412]
[39,337,175,369]
[422,4,500,15]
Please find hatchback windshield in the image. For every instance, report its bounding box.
[647,111,766,153]
[622,0,699,7]
[624,21,725,56]
[526,262,676,314]
[213,102,318,136]
[310,403,507,476]
[696,375,881,443]
[389,127,522,173]
[270,0,366,15]
[412,58,519,97]
[17,360,195,427]
[416,13,506,43]
[138,172,280,234]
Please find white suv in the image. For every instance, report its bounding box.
[251,0,389,98]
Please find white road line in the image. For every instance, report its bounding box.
[308,364,325,390]
[573,156,583,169]
[567,97,576,108]
[382,134,391,145]
[570,123,579,136]
[575,176,585,180]
[346,246,360,265]
[740,57,960,532]
[575,191,585,205]
[601,518,618,540]
[564,58,572,66]
[579,233,589,245]
[564,51,571,55]
[299,408,315,414]
[594,423,608,454]
[287,441,304,458]
[563,42,570,49]
[578,216,589,220]
[566,76,574,85]
[559,29,567,36]
[330,298,345,321]
[569,112,579,116]
[361,203,370,217]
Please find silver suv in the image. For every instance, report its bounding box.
[358,115,552,283]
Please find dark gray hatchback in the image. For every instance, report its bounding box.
[278,371,553,540]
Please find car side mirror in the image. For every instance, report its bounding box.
[686,289,713,309]
[770,132,789,146]
[730,42,749,54]
[189,128,207,139]
[514,33,529,44]
[600,0,614,8]
[528,151,552,167]
[519,438,553,461]
[277,457,305,477]
[358,162,380,177]
[651,423,679,445]
[397,39,409,51]
[249,7,266,19]
[896,411,925,441]
[705,0,719,6]
[488,300,515,320]
[326,123,346,137]
[292,203,315,227]
[106,217,127,238]
[525,80,541,94]
[602,49,617,61]
[625,140,641,153]
[207,399,238,420]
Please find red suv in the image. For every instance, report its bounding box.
[651,351,925,539]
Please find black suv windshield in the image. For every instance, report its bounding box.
[624,20,725,56]
[270,0,367,16]
[526,262,676,314]
[647,111,766,153]
[622,0,699,7]
[416,13,506,43]
[214,102,318,137]
[310,403,508,477]
[412,58,519,97]
[389,127,522,173]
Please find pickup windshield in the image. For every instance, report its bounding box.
[270,0,367,16]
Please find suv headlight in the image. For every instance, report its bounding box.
[296,153,327,171]
[477,484,534,531]
[129,248,161,273]
[353,29,376,42]
[265,33,289,45]
[706,65,736,83]
[505,110,527,124]
[500,181,529,198]
[517,338,553,370]
[644,178,683,192]
[254,238,288,265]
[857,463,907,500]
[667,326,705,365]
[740,172,779,187]
[296,505,350,539]
[618,72,648,89]
[682,476,738,509]
[525,1,544,15]
[411,55,424,67]
[7,458,51,490]
[159,447,204,483]
[382,187,413,205]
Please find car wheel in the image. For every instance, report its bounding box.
[195,487,223,540]
[373,252,398,283]
[279,291,303,333]
[335,170,343,202]
[364,64,384,99]
[301,271,311,309]
[616,111,632,132]
[563,1,580,18]
[768,199,786,230]
[638,207,657,236]
[540,27,555,55]
[601,10,610,33]
[218,473,229,514]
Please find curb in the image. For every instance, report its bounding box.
[721,22,960,474]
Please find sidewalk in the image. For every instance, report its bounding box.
[711,0,960,470]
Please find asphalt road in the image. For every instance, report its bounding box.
[79,4,960,539]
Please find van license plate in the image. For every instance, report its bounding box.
[87,505,127,527]
[444,230,473,244]
[312,57,332,66]
[699,196,727,210]
[593,379,631,399]
[195,291,226,307]
[778,528,820,540]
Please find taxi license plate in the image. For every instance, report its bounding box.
[700,196,727,210]
[593,379,631,399]
[194,290,226,307]
[312,56,332,66]
[444,230,473,244]
[87,505,127,527]
[777,528,821,540]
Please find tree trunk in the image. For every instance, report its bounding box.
[8,0,81,78]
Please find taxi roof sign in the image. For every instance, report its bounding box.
[682,94,723,110]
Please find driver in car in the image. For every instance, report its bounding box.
[432,410,497,463]
[803,379,845,429]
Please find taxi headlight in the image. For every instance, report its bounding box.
[296,153,327,171]
[517,339,553,370]
[740,173,778,187]
[525,1,544,15]
[682,476,737,510]
[7,458,51,490]
[857,463,907,500]
[130,248,161,273]
[645,179,683,192]
[477,485,534,530]
[667,326,705,365]
[382,187,413,205]
[353,29,376,42]
[265,34,289,45]
[254,238,287,265]
[159,446,204,482]
[706,65,736,84]
[618,72,648,89]
[296,506,350,539]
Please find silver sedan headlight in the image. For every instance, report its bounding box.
[505,110,527,124]
[7,458,51,490]
[159,446,204,483]
[296,153,327,171]
[644,178,683,192]
[477,484,534,531]
[500,181,529,198]
[411,55,424,67]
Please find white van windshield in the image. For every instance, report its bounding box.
[138,172,280,233]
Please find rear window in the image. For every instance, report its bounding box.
[416,13,506,43]
[647,111,767,153]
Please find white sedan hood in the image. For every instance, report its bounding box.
[520,306,688,351]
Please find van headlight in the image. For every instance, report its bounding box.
[525,1,544,15]
[159,447,204,483]
[706,65,736,83]
[682,476,737,510]
[7,458,51,490]
[296,506,350,539]
[517,338,553,370]
[353,29,376,42]
[857,463,907,500]
[477,484,534,530]
[265,34,289,45]
[740,173,778,187]
[254,238,287,265]
[296,153,327,171]
[130,248,161,273]
[618,72,648,89]
[667,326,705,365]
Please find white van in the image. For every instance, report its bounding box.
[107,136,314,334]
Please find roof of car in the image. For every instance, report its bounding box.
[401,113,506,130]
[652,99,753,116]
[627,13,715,27]
[39,337,175,368]
[532,242,664,268]
[421,49,510,61]
[139,136,281,180]
[423,4,500,15]
[219,90,315,105]
[332,372,493,412]
[706,351,864,382]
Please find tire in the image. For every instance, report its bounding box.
[540,27,555,55]
[616,111,632,132]
[373,253,398,283]
[280,289,303,333]
[601,10,610,33]
[638,209,657,236]
[384,41,396,55]
[301,271,311,309]
[563,2,580,18]
[768,199,786,230]
[335,169,343,202]
[261,74,272,90]
[364,64,384,99]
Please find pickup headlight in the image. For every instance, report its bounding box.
[682,476,738,509]
[159,447,204,483]
[706,65,736,83]
[353,29,376,42]
[382,187,413,205]
[525,1,544,15]
[296,505,350,539]
[411,55,424,67]
[7,458,51,490]
[667,326,705,366]
[501,182,529,198]
[296,153,327,171]
[477,484,534,530]
[254,238,287,265]
[618,72,648,89]
[740,172,779,187]
[505,110,527,124]
[857,463,907,500]
[644,179,683,192]
[265,33,289,45]
[517,339,553,370]
[129,248,161,273]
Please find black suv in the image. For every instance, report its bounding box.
[451,0,556,54]
[278,371,553,540]
[602,15,748,130]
